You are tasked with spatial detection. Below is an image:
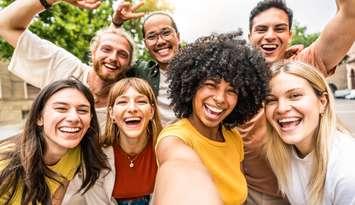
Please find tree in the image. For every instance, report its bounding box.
[291,22,319,47]
[0,0,173,63]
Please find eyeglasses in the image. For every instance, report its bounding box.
[144,27,175,44]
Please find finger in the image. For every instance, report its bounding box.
[129,12,145,19]
[131,0,144,11]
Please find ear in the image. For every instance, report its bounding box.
[149,104,155,120]
[109,107,115,120]
[37,115,44,126]
[319,92,328,114]
[288,30,293,44]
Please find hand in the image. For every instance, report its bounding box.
[284,44,304,59]
[112,0,145,26]
[62,0,101,9]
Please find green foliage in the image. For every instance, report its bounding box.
[291,22,319,47]
[0,0,173,63]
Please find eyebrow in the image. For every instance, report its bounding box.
[52,102,90,108]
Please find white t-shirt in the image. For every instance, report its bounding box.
[157,68,177,127]
[8,30,107,130]
[286,131,355,205]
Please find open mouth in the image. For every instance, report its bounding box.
[59,127,81,133]
[104,63,118,71]
[204,104,224,119]
[124,117,142,127]
[261,44,278,53]
[277,117,302,131]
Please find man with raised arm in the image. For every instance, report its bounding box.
[241,0,355,204]
[0,0,136,130]
[112,1,181,126]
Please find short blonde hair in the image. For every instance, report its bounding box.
[90,26,137,66]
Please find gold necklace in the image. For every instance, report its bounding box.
[127,154,139,168]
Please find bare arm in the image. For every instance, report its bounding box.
[312,0,355,70]
[0,0,101,47]
[152,137,222,205]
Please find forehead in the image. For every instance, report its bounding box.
[117,86,147,98]
[46,88,89,105]
[98,32,132,51]
[144,14,173,33]
[270,72,312,93]
[252,8,289,28]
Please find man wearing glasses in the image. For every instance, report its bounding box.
[113,2,180,126]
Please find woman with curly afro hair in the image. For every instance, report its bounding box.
[153,31,270,205]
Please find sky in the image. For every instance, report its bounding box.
[168,0,337,42]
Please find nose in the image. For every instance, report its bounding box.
[213,92,226,105]
[127,101,138,113]
[264,28,276,40]
[276,99,291,114]
[66,109,80,122]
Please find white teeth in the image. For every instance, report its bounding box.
[205,104,223,113]
[124,117,141,122]
[278,117,299,123]
[59,127,80,133]
[104,64,117,69]
[157,48,169,55]
[262,44,277,49]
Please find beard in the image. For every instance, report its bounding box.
[93,60,127,83]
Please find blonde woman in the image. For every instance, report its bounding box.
[264,61,355,205]
[72,77,162,205]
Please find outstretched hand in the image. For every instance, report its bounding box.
[112,0,145,26]
[63,0,101,9]
[284,44,304,59]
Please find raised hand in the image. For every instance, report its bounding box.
[112,0,145,26]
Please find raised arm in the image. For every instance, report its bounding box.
[0,0,101,47]
[312,0,355,70]
[153,137,222,205]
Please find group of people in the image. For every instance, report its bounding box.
[0,0,355,204]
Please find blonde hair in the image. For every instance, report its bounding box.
[102,77,162,147]
[90,26,137,66]
[265,61,337,205]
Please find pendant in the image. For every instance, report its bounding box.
[129,161,134,168]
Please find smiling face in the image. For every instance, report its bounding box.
[92,32,132,82]
[143,14,180,69]
[190,79,238,132]
[249,8,292,63]
[110,86,154,141]
[265,72,327,155]
[37,88,91,155]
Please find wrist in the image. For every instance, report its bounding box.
[112,18,123,27]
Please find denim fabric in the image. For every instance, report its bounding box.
[117,195,151,205]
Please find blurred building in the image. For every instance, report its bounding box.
[327,42,355,91]
[0,61,39,124]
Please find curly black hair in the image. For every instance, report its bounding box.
[167,31,270,128]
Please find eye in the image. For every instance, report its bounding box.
[115,100,127,105]
[54,107,67,112]
[118,51,129,59]
[265,96,277,105]
[289,93,302,100]
[101,46,112,53]
[255,26,267,33]
[146,33,158,41]
[275,27,287,33]
[77,108,90,114]
[161,29,173,37]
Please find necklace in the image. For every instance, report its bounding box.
[127,154,139,168]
